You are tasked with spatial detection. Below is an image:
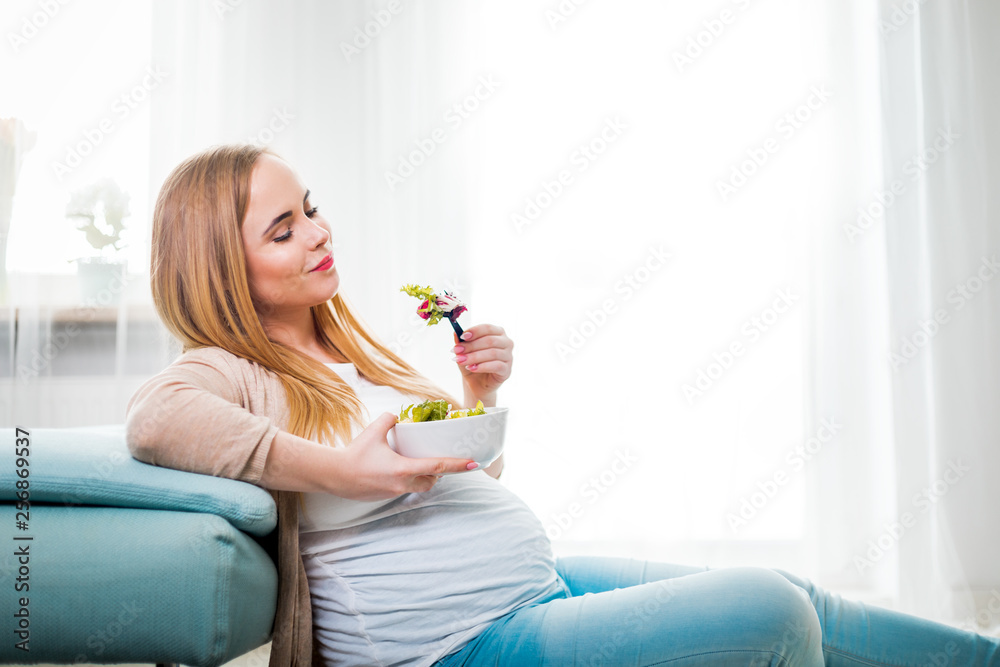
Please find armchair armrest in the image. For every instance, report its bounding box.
[0,425,278,666]
[0,424,276,535]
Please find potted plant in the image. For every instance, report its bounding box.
[66,177,130,305]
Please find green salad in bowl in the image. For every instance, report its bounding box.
[390,399,507,469]
[398,399,486,423]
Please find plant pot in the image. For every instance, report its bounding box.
[75,257,128,306]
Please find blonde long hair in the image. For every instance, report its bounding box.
[150,143,459,445]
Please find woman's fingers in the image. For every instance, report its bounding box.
[367,411,398,434]
[405,456,479,477]
[370,414,476,478]
[453,326,511,351]
[452,329,513,373]
[453,333,512,354]
[465,323,506,339]
[455,345,512,367]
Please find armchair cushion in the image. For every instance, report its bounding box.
[0,425,276,536]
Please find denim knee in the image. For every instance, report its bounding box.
[725,567,824,666]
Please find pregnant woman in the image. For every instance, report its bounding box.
[126,144,1000,666]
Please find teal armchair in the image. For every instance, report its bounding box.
[0,425,278,666]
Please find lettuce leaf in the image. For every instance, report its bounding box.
[400,284,446,325]
[398,399,487,422]
[446,400,486,419]
[398,399,450,423]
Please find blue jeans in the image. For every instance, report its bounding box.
[435,556,1000,666]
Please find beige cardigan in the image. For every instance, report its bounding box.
[125,346,314,666]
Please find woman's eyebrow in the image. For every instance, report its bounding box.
[261,190,310,238]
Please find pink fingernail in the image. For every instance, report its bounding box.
[461,332,472,340]
[466,364,478,371]
[466,462,479,470]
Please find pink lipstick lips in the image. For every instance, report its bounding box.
[311,254,334,272]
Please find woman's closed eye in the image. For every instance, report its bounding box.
[273,206,319,242]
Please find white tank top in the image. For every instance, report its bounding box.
[297,363,566,666]
[297,362,424,532]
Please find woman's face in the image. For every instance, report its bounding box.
[241,154,339,320]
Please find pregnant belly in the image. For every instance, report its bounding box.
[300,472,566,665]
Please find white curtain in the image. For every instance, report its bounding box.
[149,0,481,387]
[877,0,1000,624]
[806,0,1000,628]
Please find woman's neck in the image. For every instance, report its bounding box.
[262,310,349,364]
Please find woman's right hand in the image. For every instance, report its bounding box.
[260,412,477,500]
[335,412,476,500]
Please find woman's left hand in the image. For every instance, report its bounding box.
[452,323,513,403]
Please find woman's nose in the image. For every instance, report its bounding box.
[308,220,331,248]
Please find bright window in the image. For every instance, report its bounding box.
[464,1,813,562]
[3,0,153,283]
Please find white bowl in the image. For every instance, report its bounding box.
[388,407,508,469]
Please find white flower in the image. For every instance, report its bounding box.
[435,291,466,313]
[66,178,130,253]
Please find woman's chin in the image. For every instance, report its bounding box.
[314,270,340,303]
